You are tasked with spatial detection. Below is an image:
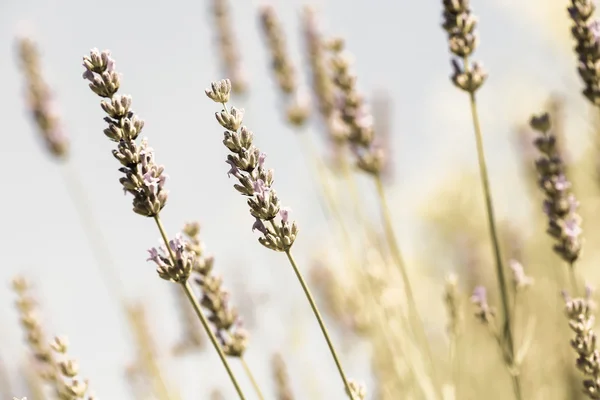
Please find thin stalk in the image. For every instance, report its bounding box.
[373,174,440,393]
[60,162,127,302]
[338,152,380,247]
[153,215,247,400]
[278,239,355,399]
[300,133,409,381]
[467,88,522,400]
[241,356,266,400]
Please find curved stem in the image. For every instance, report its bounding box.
[467,89,522,400]
[241,356,265,400]
[373,175,440,391]
[281,245,355,399]
[153,215,247,400]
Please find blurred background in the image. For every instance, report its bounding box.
[0,0,597,398]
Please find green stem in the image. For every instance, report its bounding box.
[241,356,265,400]
[467,89,522,400]
[153,215,247,400]
[281,244,355,400]
[373,175,441,393]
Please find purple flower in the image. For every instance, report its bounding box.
[554,174,571,191]
[258,152,267,169]
[226,159,241,178]
[252,218,268,234]
[252,179,269,200]
[470,286,488,307]
[147,247,161,263]
[564,218,582,239]
[279,207,290,223]
[82,69,95,81]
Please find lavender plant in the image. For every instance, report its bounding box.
[326,36,439,393]
[205,78,358,399]
[80,48,247,399]
[210,0,247,94]
[563,287,600,399]
[529,112,583,290]
[568,0,600,105]
[440,1,522,397]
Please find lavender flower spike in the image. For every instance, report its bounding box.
[81,49,168,217]
[568,0,600,105]
[530,112,583,264]
[147,234,194,283]
[206,79,298,252]
[17,37,69,159]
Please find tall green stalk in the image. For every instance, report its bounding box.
[467,89,522,400]
[273,222,355,400]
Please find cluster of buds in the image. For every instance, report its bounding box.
[51,336,96,400]
[17,37,68,159]
[302,7,348,170]
[302,6,335,119]
[183,222,248,357]
[441,0,487,93]
[147,221,249,356]
[12,277,56,385]
[81,49,168,217]
[259,5,310,126]
[210,0,247,94]
[568,0,600,105]
[530,113,582,264]
[147,234,194,283]
[327,39,385,175]
[205,79,299,252]
[563,288,600,398]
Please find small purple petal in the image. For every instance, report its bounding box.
[279,207,290,223]
[258,152,267,169]
[252,218,267,234]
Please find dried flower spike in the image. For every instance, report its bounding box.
[529,112,583,264]
[81,48,168,217]
[259,5,310,126]
[12,276,58,390]
[206,79,298,252]
[82,49,247,399]
[272,353,294,400]
[182,222,248,357]
[327,39,385,175]
[50,336,95,400]
[16,36,68,159]
[441,0,487,93]
[568,0,600,105]
[206,78,356,400]
[210,0,247,94]
[563,287,600,398]
[147,234,194,283]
